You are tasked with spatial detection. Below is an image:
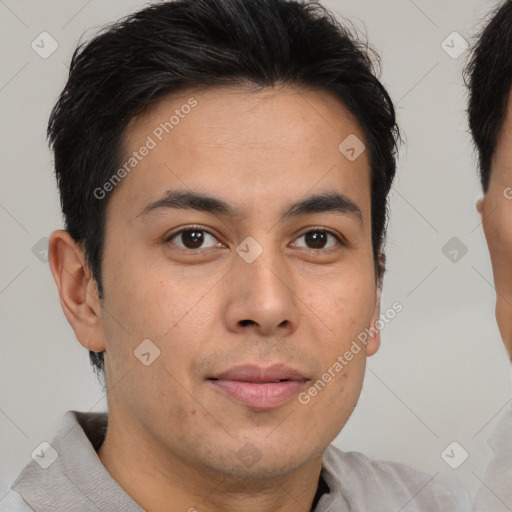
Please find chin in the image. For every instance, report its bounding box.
[197,442,317,481]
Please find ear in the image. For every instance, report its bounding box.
[476,197,484,215]
[367,252,384,357]
[48,230,105,352]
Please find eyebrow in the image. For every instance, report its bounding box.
[137,189,362,223]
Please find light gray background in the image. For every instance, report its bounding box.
[1,0,511,501]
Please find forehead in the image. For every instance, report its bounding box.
[112,85,371,218]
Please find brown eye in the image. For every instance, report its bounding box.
[305,231,328,249]
[294,229,341,250]
[167,228,221,250]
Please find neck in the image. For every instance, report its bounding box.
[97,410,324,512]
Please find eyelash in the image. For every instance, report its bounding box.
[164,225,345,252]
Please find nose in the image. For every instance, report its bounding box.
[222,246,300,338]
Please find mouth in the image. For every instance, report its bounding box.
[207,364,309,410]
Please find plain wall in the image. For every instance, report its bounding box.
[1,0,511,500]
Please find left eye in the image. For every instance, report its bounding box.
[167,228,222,250]
[293,229,342,250]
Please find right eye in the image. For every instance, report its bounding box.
[165,226,224,251]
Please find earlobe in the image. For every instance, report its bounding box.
[48,230,105,352]
[476,197,484,215]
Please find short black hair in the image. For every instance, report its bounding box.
[465,0,512,192]
[48,0,399,377]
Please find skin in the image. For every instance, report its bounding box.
[477,89,512,360]
[49,85,381,512]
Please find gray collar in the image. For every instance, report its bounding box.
[12,411,144,512]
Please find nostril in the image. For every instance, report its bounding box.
[239,319,256,327]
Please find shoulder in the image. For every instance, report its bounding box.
[473,403,512,511]
[322,444,468,511]
[0,490,34,512]
[487,401,512,452]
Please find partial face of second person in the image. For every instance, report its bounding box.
[54,85,381,483]
[479,90,512,360]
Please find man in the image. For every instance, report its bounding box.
[1,1,465,511]
[465,1,512,510]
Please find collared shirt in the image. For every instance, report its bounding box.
[1,410,468,512]
[472,401,512,511]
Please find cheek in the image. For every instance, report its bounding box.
[100,253,225,380]
[298,276,376,407]
[303,272,376,335]
[102,248,212,336]
[496,214,512,253]
[484,205,512,261]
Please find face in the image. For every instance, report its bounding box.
[56,85,381,480]
[479,90,512,359]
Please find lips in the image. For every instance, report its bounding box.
[208,364,309,409]
[211,364,307,383]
